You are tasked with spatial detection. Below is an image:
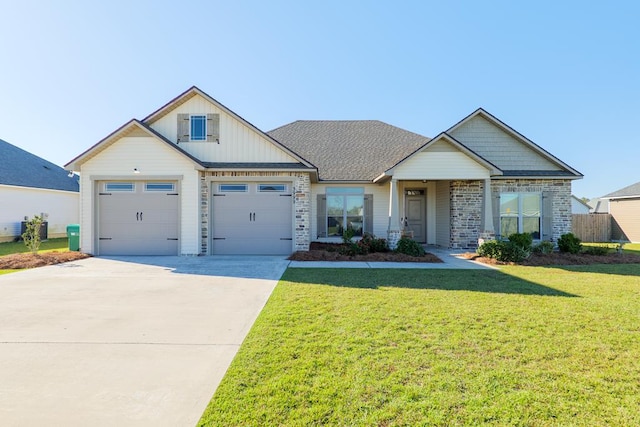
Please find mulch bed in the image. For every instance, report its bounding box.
[288,242,443,263]
[0,251,91,269]
[462,252,640,266]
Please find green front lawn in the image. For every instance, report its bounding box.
[199,265,640,426]
[0,237,69,256]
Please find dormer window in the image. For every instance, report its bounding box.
[190,115,207,141]
[177,113,220,143]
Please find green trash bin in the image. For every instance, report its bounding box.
[66,224,80,251]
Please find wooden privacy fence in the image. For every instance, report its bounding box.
[572,214,611,242]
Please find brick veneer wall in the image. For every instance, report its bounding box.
[449,179,573,249]
[491,179,572,243]
[199,171,311,254]
[450,180,483,249]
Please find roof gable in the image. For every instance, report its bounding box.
[447,108,582,178]
[0,138,78,192]
[65,120,203,171]
[268,120,430,181]
[377,133,502,182]
[143,86,313,167]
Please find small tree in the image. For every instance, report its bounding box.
[22,215,44,254]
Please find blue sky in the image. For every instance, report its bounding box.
[1,1,638,198]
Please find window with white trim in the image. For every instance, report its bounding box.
[326,187,365,237]
[500,193,541,239]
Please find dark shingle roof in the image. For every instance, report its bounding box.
[500,170,578,177]
[201,162,315,170]
[0,138,79,192]
[268,121,430,181]
[603,181,640,199]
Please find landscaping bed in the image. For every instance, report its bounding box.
[288,242,443,263]
[464,250,640,266]
[0,251,91,269]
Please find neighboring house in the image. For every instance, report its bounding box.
[65,86,582,256]
[571,195,591,214]
[601,181,640,242]
[0,138,79,242]
[588,197,609,214]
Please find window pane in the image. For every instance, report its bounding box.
[145,182,175,192]
[219,184,247,192]
[258,184,287,192]
[105,183,134,192]
[327,195,344,216]
[190,115,206,141]
[501,217,518,237]
[327,216,343,236]
[523,217,541,239]
[522,194,541,217]
[500,194,518,216]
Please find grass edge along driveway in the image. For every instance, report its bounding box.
[199,265,640,426]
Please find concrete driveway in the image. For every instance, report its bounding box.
[0,256,289,426]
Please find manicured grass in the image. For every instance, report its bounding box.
[584,242,640,254]
[199,265,640,426]
[0,237,69,256]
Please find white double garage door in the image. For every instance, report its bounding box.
[97,180,293,255]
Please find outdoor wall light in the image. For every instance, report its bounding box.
[133,168,141,174]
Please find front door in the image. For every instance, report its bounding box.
[405,191,426,243]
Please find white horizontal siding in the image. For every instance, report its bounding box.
[310,183,389,240]
[80,135,200,255]
[449,115,558,171]
[0,185,79,241]
[149,94,298,163]
[392,151,490,180]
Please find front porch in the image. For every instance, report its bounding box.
[384,179,495,250]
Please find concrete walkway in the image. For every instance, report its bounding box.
[0,256,289,427]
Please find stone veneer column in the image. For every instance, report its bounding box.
[294,173,311,251]
[450,180,483,249]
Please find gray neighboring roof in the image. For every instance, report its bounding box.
[602,181,640,199]
[0,138,79,192]
[268,120,431,181]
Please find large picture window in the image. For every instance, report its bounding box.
[326,187,364,237]
[500,193,541,239]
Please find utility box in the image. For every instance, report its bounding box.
[20,221,48,241]
[66,224,80,251]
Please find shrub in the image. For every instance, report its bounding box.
[508,233,533,250]
[477,240,502,259]
[22,215,44,254]
[558,233,582,254]
[339,242,365,256]
[358,233,388,254]
[395,237,425,257]
[477,239,530,263]
[342,228,356,244]
[582,245,609,256]
[532,241,555,254]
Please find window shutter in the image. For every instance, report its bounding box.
[177,114,189,143]
[364,194,374,235]
[541,192,554,241]
[493,194,501,240]
[317,195,327,238]
[207,113,220,142]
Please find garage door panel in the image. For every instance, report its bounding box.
[211,185,293,255]
[98,182,179,255]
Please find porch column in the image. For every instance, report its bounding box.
[388,179,402,249]
[479,178,495,245]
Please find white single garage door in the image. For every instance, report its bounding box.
[211,183,293,255]
[98,181,179,255]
